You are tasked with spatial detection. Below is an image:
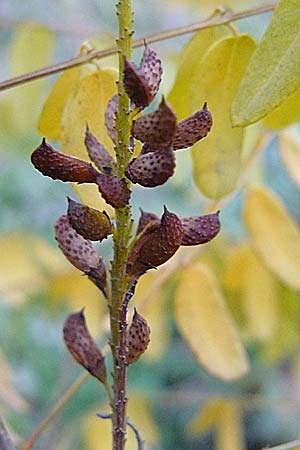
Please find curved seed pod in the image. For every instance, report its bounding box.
[173,103,213,150]
[140,44,163,104]
[126,308,151,365]
[96,173,131,208]
[63,309,107,383]
[125,146,175,187]
[127,206,183,277]
[85,126,116,174]
[136,209,160,235]
[104,94,118,144]
[132,97,176,149]
[55,215,107,297]
[181,211,221,246]
[67,197,112,241]
[31,138,97,183]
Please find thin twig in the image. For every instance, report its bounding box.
[96,413,144,450]
[0,417,16,450]
[261,441,300,450]
[0,3,276,93]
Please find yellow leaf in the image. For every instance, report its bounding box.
[175,263,249,381]
[215,400,245,450]
[38,67,80,140]
[262,88,300,130]
[190,35,256,199]
[0,350,28,412]
[167,26,229,119]
[72,183,114,216]
[243,186,300,290]
[232,0,300,126]
[134,271,169,361]
[188,397,224,436]
[279,131,300,187]
[47,270,105,337]
[8,23,54,133]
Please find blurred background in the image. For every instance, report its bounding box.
[0,1,300,449]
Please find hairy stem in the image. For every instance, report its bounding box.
[109,1,133,450]
[0,3,276,93]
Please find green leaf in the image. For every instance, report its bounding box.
[190,35,256,199]
[232,0,300,126]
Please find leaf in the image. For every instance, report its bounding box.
[188,397,224,436]
[232,0,300,126]
[215,401,245,450]
[262,88,300,130]
[0,350,28,411]
[243,186,300,290]
[190,35,256,199]
[175,263,249,380]
[38,67,80,140]
[9,23,54,133]
[279,131,300,187]
[167,26,229,119]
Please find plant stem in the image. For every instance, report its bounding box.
[0,417,16,450]
[0,3,276,93]
[109,1,133,449]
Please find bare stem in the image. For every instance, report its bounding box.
[0,3,276,93]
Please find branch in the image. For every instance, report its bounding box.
[97,413,144,450]
[0,417,16,450]
[262,441,300,450]
[0,3,276,93]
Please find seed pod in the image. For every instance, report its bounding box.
[67,197,112,241]
[132,97,176,149]
[125,146,175,187]
[181,211,221,246]
[54,215,107,297]
[31,138,97,183]
[63,309,107,383]
[126,308,151,365]
[173,103,213,150]
[127,206,183,277]
[104,94,118,144]
[96,173,131,208]
[85,126,115,174]
[123,44,162,109]
[136,209,160,235]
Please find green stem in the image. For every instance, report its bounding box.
[109,1,133,450]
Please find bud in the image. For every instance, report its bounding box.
[132,97,176,149]
[31,138,97,183]
[173,103,213,150]
[85,126,116,174]
[63,309,107,383]
[127,206,183,277]
[125,146,175,187]
[181,211,221,246]
[96,173,131,208]
[54,215,107,297]
[136,209,160,235]
[67,197,112,241]
[126,309,151,365]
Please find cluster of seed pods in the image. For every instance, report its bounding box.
[31,44,221,370]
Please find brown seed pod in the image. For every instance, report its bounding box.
[67,197,112,242]
[123,44,162,109]
[85,126,116,174]
[181,211,221,246]
[104,94,118,144]
[136,209,160,235]
[126,308,151,365]
[127,206,183,277]
[125,146,175,187]
[63,309,107,383]
[96,173,131,208]
[54,215,107,297]
[31,138,98,183]
[132,97,176,149]
[173,103,213,150]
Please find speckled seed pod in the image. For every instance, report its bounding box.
[139,44,163,105]
[126,309,151,365]
[54,215,107,297]
[132,97,176,149]
[84,127,115,174]
[125,146,175,187]
[67,197,112,242]
[63,309,107,383]
[181,211,221,246]
[127,206,183,278]
[104,94,118,144]
[31,139,98,183]
[173,103,213,150]
[136,209,160,235]
[96,173,131,208]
